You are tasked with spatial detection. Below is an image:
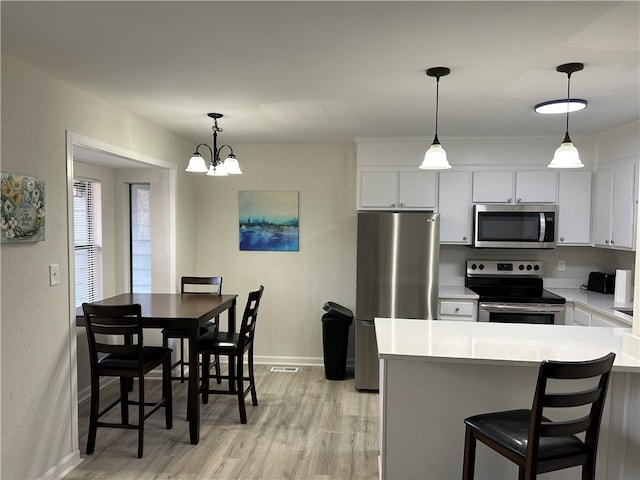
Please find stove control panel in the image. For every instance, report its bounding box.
[467,260,543,277]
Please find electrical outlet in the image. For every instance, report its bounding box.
[558,260,566,272]
[49,264,59,286]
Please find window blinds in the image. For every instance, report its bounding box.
[73,178,103,306]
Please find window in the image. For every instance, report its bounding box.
[74,178,103,306]
[130,184,151,293]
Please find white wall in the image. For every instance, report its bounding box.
[193,144,357,364]
[1,54,197,480]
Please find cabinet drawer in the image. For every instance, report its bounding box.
[440,301,475,316]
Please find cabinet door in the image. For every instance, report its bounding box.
[398,170,437,208]
[515,171,557,203]
[360,171,398,208]
[557,171,591,245]
[573,307,591,326]
[593,168,613,247]
[611,161,637,249]
[439,171,472,244]
[472,171,514,203]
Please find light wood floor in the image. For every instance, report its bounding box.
[65,365,379,480]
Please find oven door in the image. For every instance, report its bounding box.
[478,302,565,324]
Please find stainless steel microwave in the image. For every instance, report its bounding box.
[473,204,557,249]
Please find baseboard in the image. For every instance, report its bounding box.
[39,450,82,480]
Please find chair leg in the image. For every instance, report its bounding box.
[462,425,476,480]
[201,354,210,404]
[119,377,129,424]
[582,457,596,480]
[179,337,186,383]
[86,379,100,455]
[214,354,222,384]
[237,355,247,424]
[248,347,258,406]
[138,376,144,459]
[164,358,173,429]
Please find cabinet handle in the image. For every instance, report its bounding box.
[455,307,460,313]
[559,237,564,242]
[390,203,396,207]
[611,239,615,245]
[399,202,405,207]
[507,197,512,203]
[462,236,467,241]
[605,240,610,244]
[516,197,522,203]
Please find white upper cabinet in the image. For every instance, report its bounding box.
[557,171,592,245]
[515,171,557,203]
[438,171,472,244]
[359,169,437,209]
[593,159,638,250]
[472,171,514,203]
[472,170,557,203]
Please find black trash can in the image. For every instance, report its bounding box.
[321,301,354,380]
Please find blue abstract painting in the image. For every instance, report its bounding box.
[239,190,299,251]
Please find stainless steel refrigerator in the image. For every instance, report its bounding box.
[355,211,440,390]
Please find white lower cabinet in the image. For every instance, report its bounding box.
[439,299,477,321]
[569,304,625,327]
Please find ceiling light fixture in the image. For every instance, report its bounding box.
[534,98,587,114]
[185,113,242,176]
[420,67,452,170]
[547,63,585,169]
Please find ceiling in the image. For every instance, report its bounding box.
[2,1,639,146]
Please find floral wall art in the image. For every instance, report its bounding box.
[239,190,299,251]
[1,173,45,243]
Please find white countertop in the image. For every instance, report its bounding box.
[438,286,478,299]
[548,287,633,326]
[375,318,640,373]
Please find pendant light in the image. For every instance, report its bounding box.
[185,113,242,176]
[547,63,585,169]
[420,67,452,170]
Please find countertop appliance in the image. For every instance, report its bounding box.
[473,204,557,249]
[355,211,440,390]
[587,271,615,294]
[465,260,565,324]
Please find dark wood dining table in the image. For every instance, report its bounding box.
[76,292,238,445]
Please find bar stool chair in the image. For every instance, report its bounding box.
[162,276,222,382]
[82,303,173,458]
[462,352,616,480]
[199,285,264,424]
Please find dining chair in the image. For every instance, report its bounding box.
[462,352,616,480]
[82,303,173,458]
[199,285,264,424]
[162,276,222,382]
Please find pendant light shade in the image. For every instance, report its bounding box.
[420,67,452,170]
[547,63,585,169]
[223,154,243,174]
[185,153,208,173]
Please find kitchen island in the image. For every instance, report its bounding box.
[376,318,640,480]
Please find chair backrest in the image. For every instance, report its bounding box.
[181,276,222,295]
[527,352,616,466]
[238,285,265,347]
[82,303,145,374]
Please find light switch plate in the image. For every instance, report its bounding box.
[49,264,59,286]
[558,260,566,272]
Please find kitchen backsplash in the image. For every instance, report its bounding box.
[439,245,635,289]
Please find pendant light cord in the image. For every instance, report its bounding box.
[434,76,440,143]
[564,72,572,138]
